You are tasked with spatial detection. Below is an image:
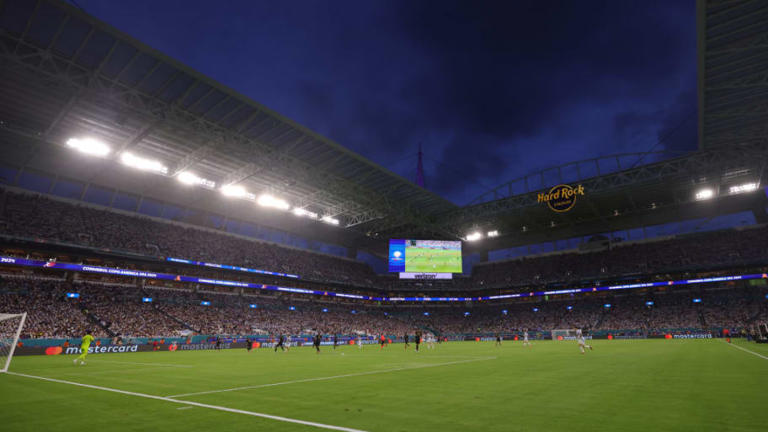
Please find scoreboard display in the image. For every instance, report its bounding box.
[388,239,462,273]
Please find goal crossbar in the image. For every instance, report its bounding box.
[1,312,27,373]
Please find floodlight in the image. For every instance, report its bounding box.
[121,152,168,174]
[292,207,319,219]
[200,301,211,306]
[321,215,340,225]
[249,304,258,308]
[424,312,430,316]
[465,232,482,241]
[66,292,80,299]
[221,184,248,198]
[604,303,611,308]
[566,306,573,310]
[487,230,499,237]
[257,194,290,210]
[177,171,215,188]
[729,182,758,194]
[142,297,153,303]
[645,301,654,306]
[532,307,539,312]
[692,298,702,303]
[501,309,508,315]
[322,308,328,313]
[695,188,714,201]
[464,311,470,316]
[66,137,111,157]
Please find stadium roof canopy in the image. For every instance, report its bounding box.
[433,0,768,251]
[699,0,768,149]
[0,0,766,253]
[0,0,457,242]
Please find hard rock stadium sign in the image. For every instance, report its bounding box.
[537,184,585,212]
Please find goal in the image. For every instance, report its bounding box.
[551,329,580,341]
[0,312,27,373]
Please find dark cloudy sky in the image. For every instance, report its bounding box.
[71,0,698,205]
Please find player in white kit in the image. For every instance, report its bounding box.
[576,329,593,354]
[522,329,531,347]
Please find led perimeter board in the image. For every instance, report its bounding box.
[388,239,462,273]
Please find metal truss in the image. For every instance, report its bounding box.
[700,0,768,149]
[0,23,423,230]
[465,151,685,206]
[440,143,768,232]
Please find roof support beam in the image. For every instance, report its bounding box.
[43,90,79,137]
[0,28,440,234]
[115,120,161,155]
[13,0,41,54]
[171,144,215,176]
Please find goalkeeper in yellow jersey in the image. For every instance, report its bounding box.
[74,330,94,365]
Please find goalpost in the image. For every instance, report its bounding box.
[551,329,580,341]
[0,312,27,373]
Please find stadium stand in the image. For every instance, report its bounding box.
[2,189,767,295]
[2,273,765,342]
[0,190,377,286]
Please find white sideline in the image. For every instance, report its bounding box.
[166,356,497,398]
[722,341,768,360]
[5,371,367,432]
[91,360,193,368]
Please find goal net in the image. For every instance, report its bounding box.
[757,323,768,342]
[0,312,27,373]
[551,329,580,341]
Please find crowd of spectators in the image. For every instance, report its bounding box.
[0,191,375,286]
[0,276,92,338]
[1,190,767,342]
[468,227,768,289]
[2,275,765,340]
[2,190,767,293]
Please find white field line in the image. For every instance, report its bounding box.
[5,371,367,432]
[89,359,193,368]
[166,356,497,398]
[330,352,495,359]
[722,341,768,361]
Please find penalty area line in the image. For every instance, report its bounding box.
[5,371,368,432]
[90,359,193,368]
[167,356,497,398]
[722,341,768,361]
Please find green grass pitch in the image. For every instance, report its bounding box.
[1,339,766,431]
[405,247,462,273]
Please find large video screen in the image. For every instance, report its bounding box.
[388,239,462,273]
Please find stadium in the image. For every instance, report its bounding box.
[0,1,767,431]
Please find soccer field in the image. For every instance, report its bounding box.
[406,247,461,273]
[1,340,766,432]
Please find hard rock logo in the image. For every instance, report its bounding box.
[537,184,585,212]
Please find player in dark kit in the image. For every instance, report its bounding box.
[403,333,409,350]
[246,337,252,352]
[414,331,422,352]
[313,333,322,353]
[495,333,502,347]
[333,334,338,349]
[215,336,221,350]
[274,335,285,352]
